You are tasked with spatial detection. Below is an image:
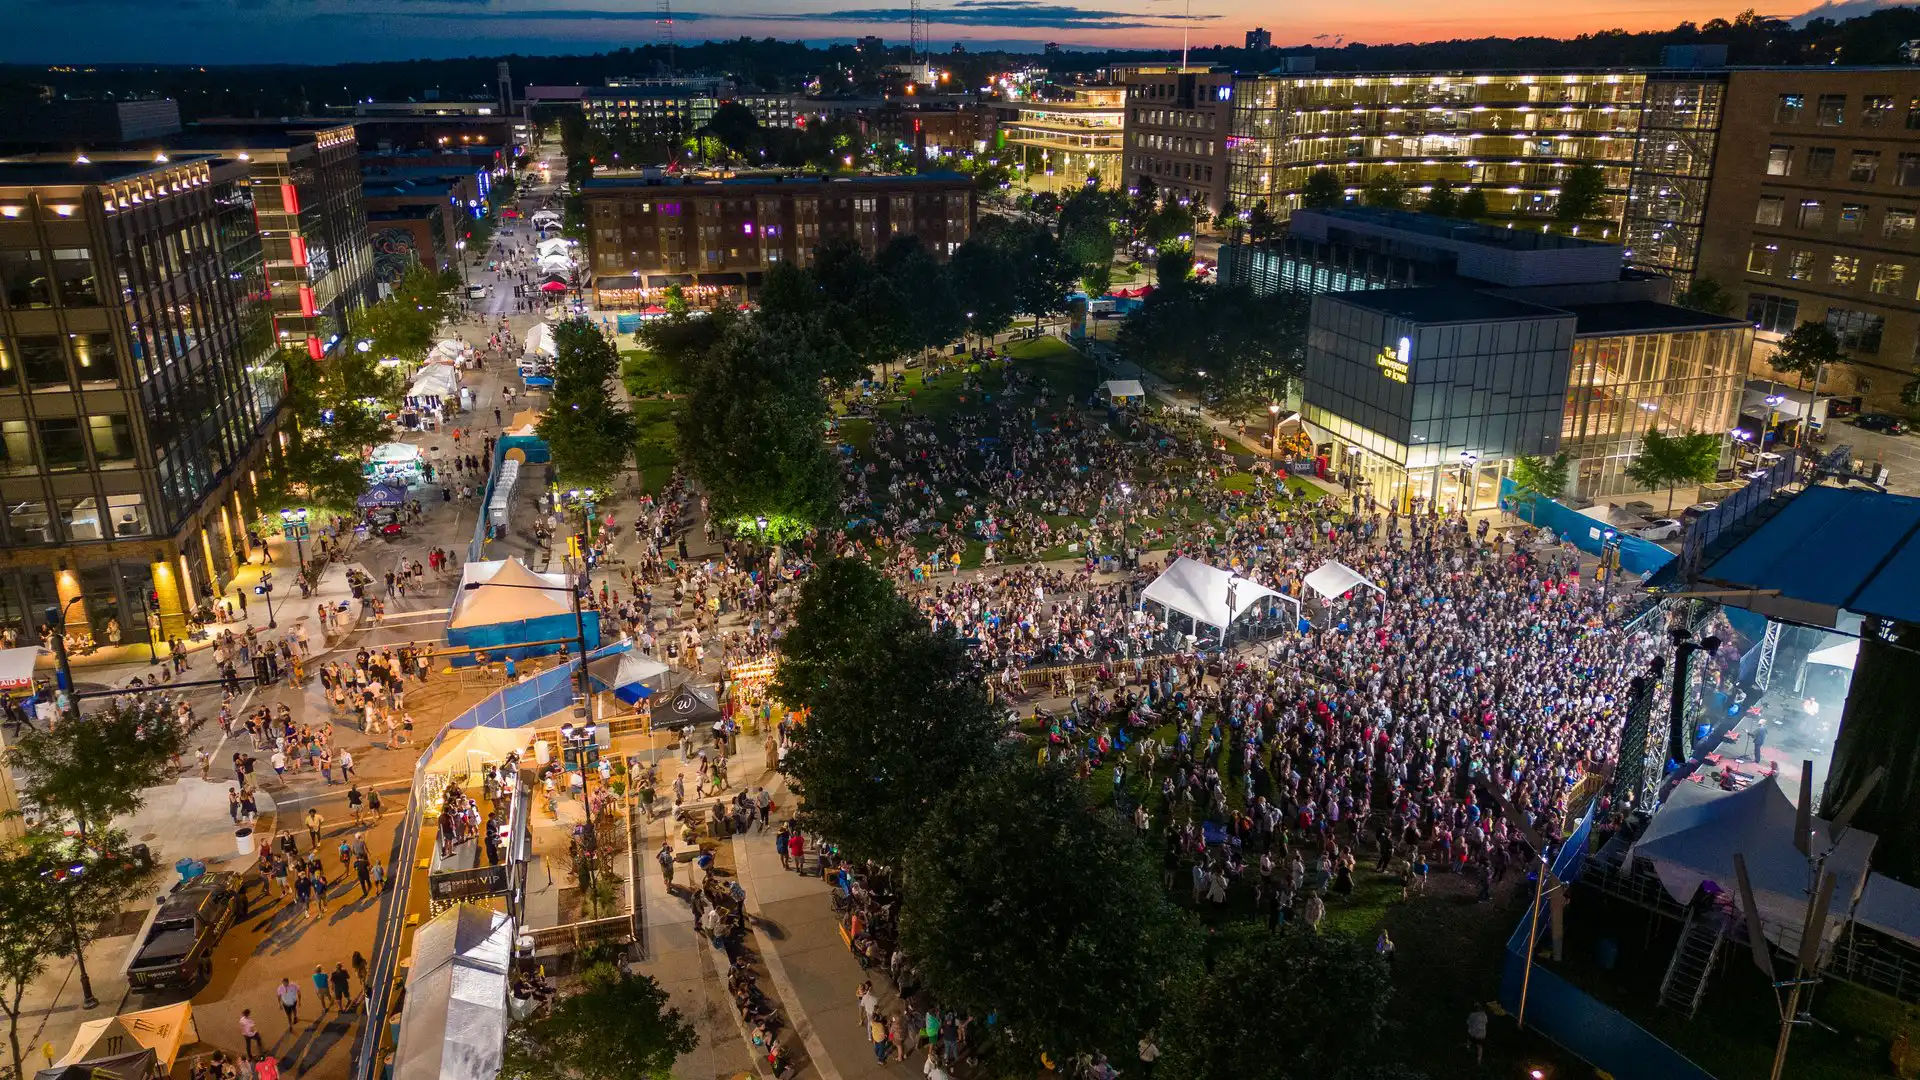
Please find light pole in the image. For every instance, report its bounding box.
[1458,450,1479,513]
[454,239,470,290]
[1267,402,1280,468]
[254,571,278,630]
[279,507,310,573]
[559,720,600,861]
[43,597,87,725]
[43,857,98,1009]
[1764,393,1787,449]
[137,590,159,665]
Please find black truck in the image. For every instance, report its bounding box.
[126,872,245,992]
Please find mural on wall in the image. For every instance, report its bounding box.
[372,227,421,285]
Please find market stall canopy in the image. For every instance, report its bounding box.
[652,681,722,730]
[370,442,421,464]
[587,650,669,704]
[408,365,461,401]
[530,210,561,227]
[524,323,557,358]
[538,280,568,293]
[429,339,472,364]
[34,1048,153,1080]
[448,559,572,629]
[358,483,410,509]
[392,905,513,1080]
[507,409,542,436]
[0,645,42,690]
[1102,379,1147,402]
[1303,561,1384,602]
[55,1003,196,1071]
[425,725,534,775]
[1141,557,1289,631]
[1629,774,1875,949]
[536,238,570,257]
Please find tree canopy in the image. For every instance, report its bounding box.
[538,320,639,493]
[1507,451,1571,521]
[1301,168,1344,210]
[1626,429,1723,512]
[899,759,1194,1065]
[1770,319,1847,388]
[505,963,696,1080]
[9,699,196,837]
[1556,164,1608,222]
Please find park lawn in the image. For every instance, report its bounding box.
[631,398,679,494]
[1006,335,1100,401]
[1216,471,1327,500]
[619,348,684,399]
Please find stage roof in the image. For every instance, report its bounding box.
[1696,485,1920,628]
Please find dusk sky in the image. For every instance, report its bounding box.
[0,0,1881,65]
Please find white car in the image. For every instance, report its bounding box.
[1636,519,1684,542]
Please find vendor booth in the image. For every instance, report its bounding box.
[1102,379,1147,407]
[523,322,557,360]
[359,483,410,510]
[391,905,514,1080]
[536,238,570,259]
[587,650,669,705]
[52,1003,196,1075]
[1303,561,1384,602]
[652,681,722,731]
[369,442,424,485]
[446,559,602,666]
[1141,557,1294,647]
[0,645,42,690]
[428,339,474,367]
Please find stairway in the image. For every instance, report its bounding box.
[1659,907,1729,1018]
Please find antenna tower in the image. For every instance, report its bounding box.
[657,0,676,77]
[909,0,926,65]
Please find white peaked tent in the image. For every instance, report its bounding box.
[530,210,562,228]
[524,322,557,358]
[392,905,514,1080]
[408,364,461,401]
[429,339,472,364]
[449,559,571,630]
[1807,638,1859,671]
[1102,379,1146,404]
[1304,560,1383,601]
[536,238,570,258]
[1630,774,1875,950]
[1142,557,1293,634]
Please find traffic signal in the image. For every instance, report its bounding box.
[567,535,581,559]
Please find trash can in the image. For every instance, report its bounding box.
[235,826,255,856]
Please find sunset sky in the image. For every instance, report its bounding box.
[0,0,1875,65]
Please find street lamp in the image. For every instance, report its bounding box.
[558,720,601,861]
[254,571,278,630]
[1267,402,1281,467]
[43,597,87,724]
[43,858,99,1008]
[279,507,310,573]
[1459,450,1479,512]
[454,239,470,289]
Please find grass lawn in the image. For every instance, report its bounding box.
[619,348,684,399]
[630,397,679,494]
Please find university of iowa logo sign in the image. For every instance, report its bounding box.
[671,690,698,715]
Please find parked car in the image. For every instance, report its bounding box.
[1637,518,1685,542]
[127,872,245,992]
[1855,413,1909,435]
[1825,396,1862,418]
[1682,501,1720,521]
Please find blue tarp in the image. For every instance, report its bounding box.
[1498,479,1677,578]
[448,640,628,729]
[1699,485,1920,626]
[447,609,603,667]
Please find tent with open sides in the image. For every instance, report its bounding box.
[587,650,669,704]
[445,558,602,665]
[523,322,557,359]
[392,904,514,1080]
[1141,557,1294,640]
[1102,379,1147,406]
[52,1003,196,1073]
[1629,774,1876,951]
[536,238,570,258]
[1303,561,1384,602]
[0,646,42,690]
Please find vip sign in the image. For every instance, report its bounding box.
[1377,336,1411,383]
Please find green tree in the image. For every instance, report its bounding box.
[1422,179,1460,217]
[32,830,154,1012]
[1556,164,1608,222]
[1507,451,1571,522]
[1010,225,1078,327]
[1159,926,1394,1080]
[504,963,696,1080]
[1301,167,1344,210]
[950,238,1020,342]
[0,840,65,1080]
[900,760,1194,1065]
[9,700,196,838]
[1626,429,1724,513]
[776,560,1005,866]
[1900,378,1920,408]
[675,319,838,539]
[539,320,639,492]
[356,262,454,364]
[1361,171,1406,210]
[1146,199,1197,247]
[1675,275,1735,315]
[1246,200,1277,242]
[705,101,763,157]
[1156,243,1195,291]
[1770,319,1847,391]
[1456,187,1489,219]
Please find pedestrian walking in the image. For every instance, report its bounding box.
[239,1010,264,1056]
[305,807,324,848]
[775,824,790,870]
[330,963,353,1009]
[312,965,334,1011]
[275,978,301,1030]
[656,841,676,888]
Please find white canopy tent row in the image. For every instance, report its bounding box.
[448,558,571,629]
[536,238,570,258]
[428,339,473,365]
[408,364,461,402]
[391,905,515,1080]
[1141,557,1297,647]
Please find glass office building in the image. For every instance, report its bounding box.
[0,155,279,647]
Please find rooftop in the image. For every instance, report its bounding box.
[1299,207,1617,253]
[0,155,219,187]
[582,170,972,192]
[1698,485,1920,628]
[1329,286,1564,324]
[1567,301,1750,336]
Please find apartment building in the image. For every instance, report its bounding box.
[1123,68,1234,214]
[0,156,283,648]
[1694,68,1920,406]
[995,87,1127,193]
[582,172,976,308]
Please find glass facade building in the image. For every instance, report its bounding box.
[0,155,282,647]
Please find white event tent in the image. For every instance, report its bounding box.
[524,322,558,359]
[448,559,572,630]
[1303,560,1384,601]
[391,905,514,1080]
[1141,557,1294,640]
[1629,775,1875,952]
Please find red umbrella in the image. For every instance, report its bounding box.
[539,280,568,293]
[642,304,667,314]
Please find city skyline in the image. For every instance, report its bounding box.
[0,0,1895,65]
